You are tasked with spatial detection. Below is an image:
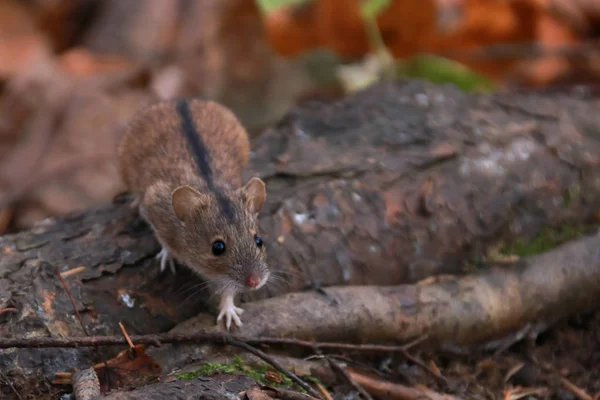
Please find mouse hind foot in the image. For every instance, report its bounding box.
[156,247,176,274]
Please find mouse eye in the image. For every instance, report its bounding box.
[254,235,263,248]
[212,240,226,256]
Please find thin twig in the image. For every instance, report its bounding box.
[119,322,135,349]
[230,338,320,398]
[253,334,428,353]
[60,266,87,279]
[401,349,448,384]
[0,332,213,348]
[315,382,334,400]
[502,387,547,400]
[328,359,374,400]
[55,268,89,336]
[0,308,17,316]
[530,352,592,400]
[0,331,426,353]
[561,377,593,400]
[262,386,321,400]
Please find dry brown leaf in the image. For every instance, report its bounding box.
[0,60,153,229]
[94,345,161,393]
[12,107,138,227]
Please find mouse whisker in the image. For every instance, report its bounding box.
[263,279,290,295]
[269,270,296,286]
[178,283,215,304]
[264,273,287,287]
[206,277,235,300]
[273,267,302,281]
[175,283,207,299]
[179,288,205,305]
[174,280,213,298]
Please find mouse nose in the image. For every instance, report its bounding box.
[245,274,260,288]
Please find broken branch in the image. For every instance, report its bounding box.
[169,232,600,348]
[347,370,460,400]
[0,332,419,351]
[227,337,321,398]
[55,267,89,336]
[328,359,374,400]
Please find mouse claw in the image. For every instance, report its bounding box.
[217,306,244,330]
[156,248,176,274]
[217,294,244,330]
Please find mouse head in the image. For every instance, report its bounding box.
[171,177,269,292]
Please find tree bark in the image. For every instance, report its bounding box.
[2,80,600,397]
[146,231,600,371]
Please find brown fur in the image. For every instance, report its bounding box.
[118,99,268,294]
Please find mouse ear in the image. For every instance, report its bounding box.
[240,177,266,214]
[172,185,209,221]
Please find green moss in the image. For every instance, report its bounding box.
[175,355,294,388]
[256,0,391,16]
[360,0,392,19]
[255,0,311,14]
[396,54,496,93]
[500,224,585,257]
[304,375,324,386]
[174,361,237,380]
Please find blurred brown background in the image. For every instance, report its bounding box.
[0,0,599,234]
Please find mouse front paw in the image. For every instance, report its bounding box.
[217,294,244,330]
[156,247,176,274]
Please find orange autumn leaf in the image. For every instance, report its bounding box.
[58,47,136,78]
[429,0,579,83]
[262,0,586,85]
[518,11,577,86]
[0,0,51,79]
[264,0,437,58]
[263,2,320,56]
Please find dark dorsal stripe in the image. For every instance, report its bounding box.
[176,99,213,186]
[175,99,235,222]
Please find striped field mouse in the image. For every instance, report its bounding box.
[118,99,269,329]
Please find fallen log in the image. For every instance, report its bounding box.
[2,81,600,397]
[146,230,600,371]
[2,226,598,398]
